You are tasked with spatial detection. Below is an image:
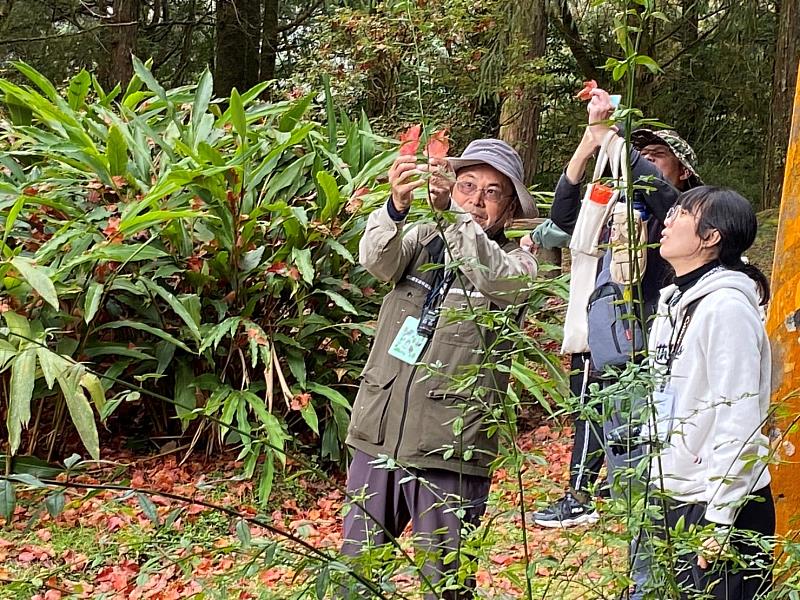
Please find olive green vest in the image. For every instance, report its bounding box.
[346,225,521,477]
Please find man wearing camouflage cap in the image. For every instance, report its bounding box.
[630,128,703,190]
[531,89,704,529]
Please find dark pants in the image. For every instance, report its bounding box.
[568,353,605,499]
[663,485,775,600]
[341,450,491,599]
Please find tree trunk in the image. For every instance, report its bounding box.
[214,0,262,98]
[549,0,604,86]
[103,0,140,88]
[673,0,700,140]
[260,0,279,81]
[763,0,800,209]
[498,0,547,184]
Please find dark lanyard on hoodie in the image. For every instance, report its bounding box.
[664,296,703,381]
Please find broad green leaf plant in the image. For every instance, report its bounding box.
[0,59,392,503]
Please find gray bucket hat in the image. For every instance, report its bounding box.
[630,129,703,187]
[448,139,538,219]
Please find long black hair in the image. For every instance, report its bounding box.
[678,186,770,305]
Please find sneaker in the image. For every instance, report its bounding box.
[531,493,599,528]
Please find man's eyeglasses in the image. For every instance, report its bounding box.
[455,180,510,203]
[665,204,690,223]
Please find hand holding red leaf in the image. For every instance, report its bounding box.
[576,79,598,101]
[398,124,421,155]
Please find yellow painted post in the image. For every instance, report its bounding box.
[766,61,800,537]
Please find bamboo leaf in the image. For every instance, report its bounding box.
[11,257,58,310]
[57,371,100,460]
[317,171,342,223]
[291,247,314,285]
[84,281,103,325]
[306,382,351,410]
[192,69,214,136]
[8,348,36,456]
[229,87,247,140]
[98,320,193,353]
[45,490,65,518]
[80,372,106,414]
[2,195,25,250]
[131,56,168,104]
[300,402,319,435]
[235,518,252,548]
[136,492,160,526]
[67,69,91,110]
[141,279,202,342]
[0,480,15,522]
[321,290,358,315]
[106,125,128,177]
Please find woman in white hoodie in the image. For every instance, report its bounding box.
[647,186,774,599]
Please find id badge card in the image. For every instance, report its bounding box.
[651,387,676,442]
[388,316,429,365]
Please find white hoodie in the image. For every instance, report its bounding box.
[647,267,772,526]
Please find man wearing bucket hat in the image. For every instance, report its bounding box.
[340,139,537,598]
[531,88,704,530]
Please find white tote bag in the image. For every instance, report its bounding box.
[561,132,627,355]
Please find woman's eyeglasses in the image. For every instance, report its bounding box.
[665,204,691,223]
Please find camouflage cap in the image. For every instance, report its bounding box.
[630,129,703,187]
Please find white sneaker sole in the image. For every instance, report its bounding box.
[533,511,599,529]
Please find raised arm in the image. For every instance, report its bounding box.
[443,209,537,307]
[551,128,599,234]
[358,155,427,282]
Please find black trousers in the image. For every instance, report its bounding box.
[567,352,605,498]
[665,485,775,600]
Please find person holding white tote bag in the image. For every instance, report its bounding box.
[533,89,704,528]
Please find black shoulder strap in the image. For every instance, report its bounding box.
[665,296,703,377]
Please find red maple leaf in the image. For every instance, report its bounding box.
[398,124,421,155]
[424,128,450,158]
[576,79,598,101]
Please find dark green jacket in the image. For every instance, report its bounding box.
[346,203,537,477]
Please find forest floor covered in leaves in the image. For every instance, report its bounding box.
[0,422,618,600]
[0,214,779,599]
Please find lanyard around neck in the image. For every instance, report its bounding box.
[665,296,703,379]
